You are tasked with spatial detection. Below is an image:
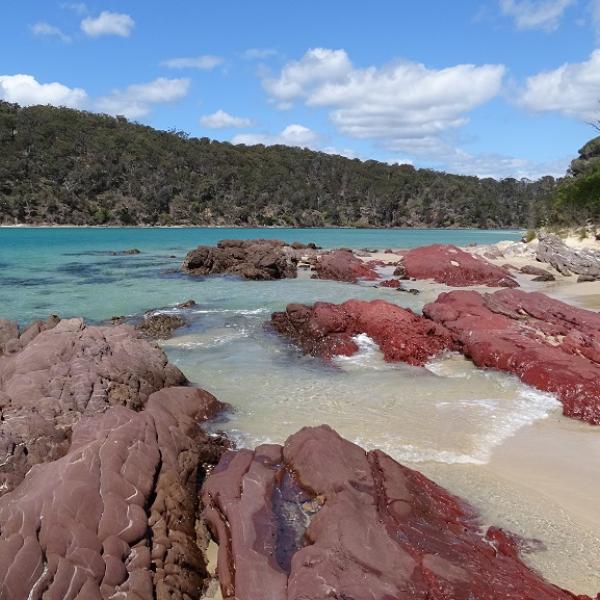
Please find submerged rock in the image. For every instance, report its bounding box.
[202,425,592,600]
[312,249,379,283]
[182,238,300,280]
[536,233,600,277]
[111,247,141,255]
[0,386,226,599]
[137,312,187,339]
[271,299,455,365]
[424,288,600,424]
[0,317,186,495]
[399,244,518,287]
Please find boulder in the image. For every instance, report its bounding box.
[137,312,186,339]
[202,425,593,600]
[399,244,518,287]
[536,233,600,278]
[0,386,226,599]
[424,288,600,424]
[271,299,455,365]
[182,239,300,280]
[0,317,186,495]
[312,249,379,283]
[379,278,402,288]
[520,264,556,281]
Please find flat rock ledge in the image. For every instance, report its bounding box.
[397,244,518,287]
[202,425,595,600]
[181,239,311,280]
[536,233,600,279]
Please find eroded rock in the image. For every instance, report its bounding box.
[0,386,225,599]
[312,249,379,283]
[536,233,600,278]
[0,317,186,495]
[137,312,187,339]
[399,244,518,287]
[424,288,600,424]
[202,425,591,600]
[271,299,455,365]
[182,239,300,280]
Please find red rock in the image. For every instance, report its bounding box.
[271,299,455,365]
[400,244,518,287]
[423,288,600,424]
[379,278,402,287]
[0,386,225,599]
[312,249,379,282]
[202,425,592,600]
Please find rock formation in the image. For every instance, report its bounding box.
[182,239,301,280]
[136,312,187,339]
[424,288,600,424]
[520,264,556,281]
[398,244,518,287]
[536,233,600,279]
[311,249,379,283]
[0,317,186,495]
[271,299,455,365]
[0,386,225,599]
[202,425,592,600]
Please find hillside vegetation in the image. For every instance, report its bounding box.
[0,101,558,228]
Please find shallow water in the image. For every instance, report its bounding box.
[1,226,599,595]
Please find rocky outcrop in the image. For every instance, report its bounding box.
[399,244,518,287]
[137,312,187,339]
[0,317,186,495]
[202,425,591,600]
[536,233,600,279]
[271,299,455,365]
[520,264,556,281]
[312,249,379,283]
[424,288,600,424]
[0,386,226,599]
[182,239,300,280]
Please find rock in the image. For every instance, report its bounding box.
[0,318,186,495]
[271,299,455,365]
[578,274,599,283]
[290,241,319,250]
[520,265,556,281]
[379,278,402,288]
[0,386,226,599]
[536,233,600,277]
[399,244,518,287]
[202,425,592,600]
[312,249,379,283]
[137,313,186,339]
[111,248,141,255]
[182,239,300,280]
[424,288,600,424]
[176,298,197,308]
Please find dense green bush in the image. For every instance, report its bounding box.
[0,101,558,228]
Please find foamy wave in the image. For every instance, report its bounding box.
[161,329,250,349]
[151,307,269,317]
[333,334,397,371]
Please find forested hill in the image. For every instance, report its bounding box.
[0,101,557,228]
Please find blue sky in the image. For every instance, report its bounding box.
[2,1,600,179]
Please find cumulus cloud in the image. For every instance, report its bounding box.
[519,49,600,120]
[242,48,279,60]
[0,74,86,108]
[200,109,251,128]
[499,0,575,31]
[161,55,224,70]
[232,124,320,148]
[30,22,71,43]
[263,48,505,151]
[95,77,190,119]
[81,11,134,37]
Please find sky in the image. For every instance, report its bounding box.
[2,1,600,180]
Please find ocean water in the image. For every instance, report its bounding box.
[1,226,599,594]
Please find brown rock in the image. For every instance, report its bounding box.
[312,249,379,283]
[137,313,186,339]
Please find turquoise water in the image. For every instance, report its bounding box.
[0,227,521,323]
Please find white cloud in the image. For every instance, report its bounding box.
[242,48,279,60]
[499,0,575,31]
[232,124,320,148]
[519,49,600,120]
[61,2,88,15]
[81,11,134,37]
[0,74,86,108]
[95,77,190,119]
[200,109,251,128]
[30,22,71,43]
[263,48,505,152]
[161,55,224,70]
